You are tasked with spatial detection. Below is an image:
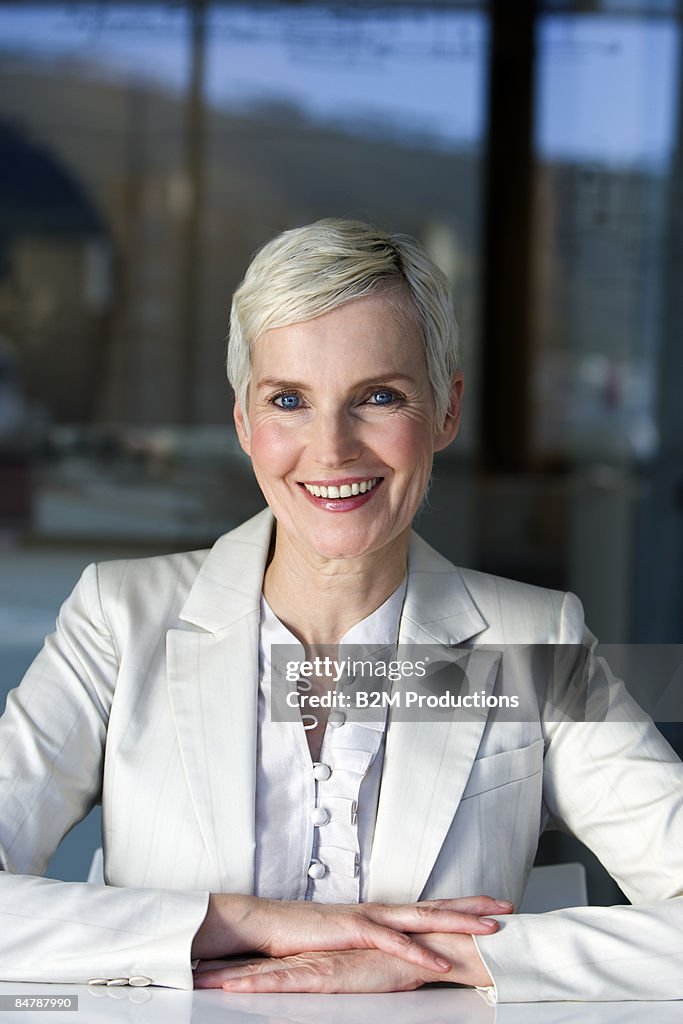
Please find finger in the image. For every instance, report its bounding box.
[212,958,289,978]
[382,895,513,919]
[219,959,355,995]
[222,970,329,994]
[420,896,514,915]
[193,959,240,974]
[205,957,330,993]
[193,956,263,976]
[194,960,275,988]
[194,969,233,989]
[195,969,244,989]
[365,903,508,937]
[357,920,466,973]
[219,954,418,995]
[195,970,224,989]
[365,909,502,948]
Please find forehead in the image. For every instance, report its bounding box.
[251,292,425,377]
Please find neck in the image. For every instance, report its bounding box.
[263,527,410,645]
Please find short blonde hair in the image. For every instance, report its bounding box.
[227,218,459,424]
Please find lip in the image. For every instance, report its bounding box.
[297,478,384,512]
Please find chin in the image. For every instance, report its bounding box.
[309,524,403,563]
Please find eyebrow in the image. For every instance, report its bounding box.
[255,373,418,390]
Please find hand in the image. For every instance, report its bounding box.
[194,933,493,993]
[191,894,511,978]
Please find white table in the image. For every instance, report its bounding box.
[0,982,680,1024]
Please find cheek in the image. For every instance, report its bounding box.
[382,419,434,474]
[249,424,300,475]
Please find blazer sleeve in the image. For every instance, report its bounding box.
[0,564,208,988]
[473,592,683,1002]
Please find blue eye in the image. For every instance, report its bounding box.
[370,389,395,405]
[273,393,301,410]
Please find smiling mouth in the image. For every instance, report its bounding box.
[301,477,381,499]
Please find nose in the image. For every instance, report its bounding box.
[309,407,363,468]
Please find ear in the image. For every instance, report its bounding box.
[233,396,252,456]
[433,372,464,453]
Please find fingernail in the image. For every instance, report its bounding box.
[479,917,497,926]
[495,900,514,909]
[435,957,451,970]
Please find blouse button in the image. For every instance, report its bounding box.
[328,710,346,728]
[308,859,326,879]
[313,762,332,781]
[311,807,330,827]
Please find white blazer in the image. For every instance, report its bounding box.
[0,508,681,1000]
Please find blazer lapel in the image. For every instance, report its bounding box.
[166,509,273,893]
[368,532,500,903]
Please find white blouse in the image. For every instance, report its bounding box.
[254,579,407,903]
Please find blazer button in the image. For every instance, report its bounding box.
[312,762,332,781]
[87,979,109,986]
[129,976,152,987]
[106,978,129,986]
[328,710,346,728]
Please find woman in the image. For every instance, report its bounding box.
[0,220,681,1002]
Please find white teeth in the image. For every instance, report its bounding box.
[303,478,379,498]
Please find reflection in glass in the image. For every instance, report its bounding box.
[533,8,679,461]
